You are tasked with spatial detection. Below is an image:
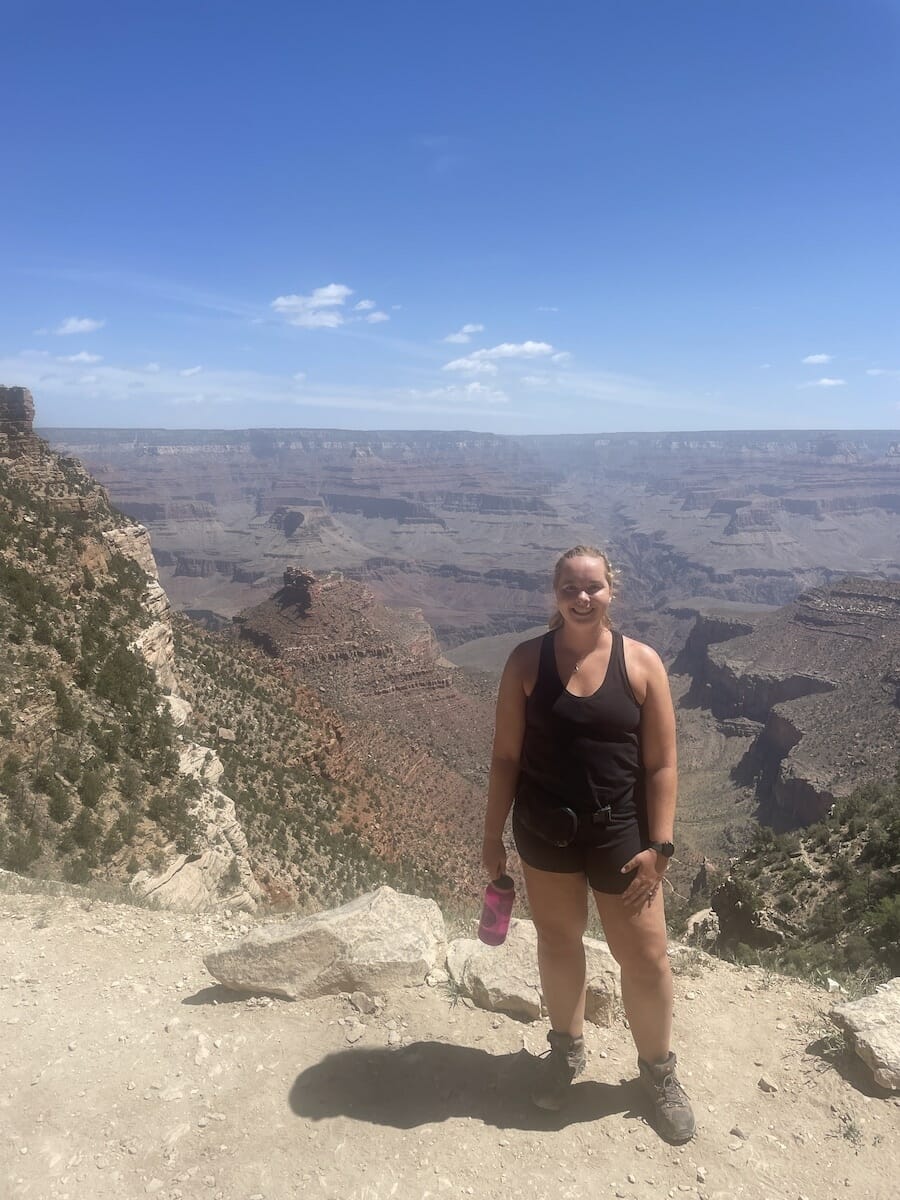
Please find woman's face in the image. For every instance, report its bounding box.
[554,555,611,628]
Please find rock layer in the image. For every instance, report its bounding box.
[680,578,900,827]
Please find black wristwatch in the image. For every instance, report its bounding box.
[648,840,675,858]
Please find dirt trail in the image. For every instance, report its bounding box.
[2,886,898,1200]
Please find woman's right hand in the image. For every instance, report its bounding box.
[482,834,507,880]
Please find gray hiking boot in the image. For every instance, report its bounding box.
[638,1052,696,1143]
[531,1030,586,1110]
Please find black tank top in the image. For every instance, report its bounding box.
[517,628,643,816]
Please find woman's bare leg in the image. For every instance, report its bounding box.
[521,863,589,1036]
[592,887,672,1063]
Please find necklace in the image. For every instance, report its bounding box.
[570,635,608,673]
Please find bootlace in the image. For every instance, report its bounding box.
[657,1070,689,1109]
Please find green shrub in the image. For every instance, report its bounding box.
[47,791,73,824]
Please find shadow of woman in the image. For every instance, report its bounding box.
[289,1040,641,1131]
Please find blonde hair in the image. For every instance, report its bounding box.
[549,545,615,631]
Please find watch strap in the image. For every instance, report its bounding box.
[648,840,675,858]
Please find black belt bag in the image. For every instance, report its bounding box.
[517,796,612,848]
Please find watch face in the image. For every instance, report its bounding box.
[652,841,675,857]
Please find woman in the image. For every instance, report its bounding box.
[482,545,695,1142]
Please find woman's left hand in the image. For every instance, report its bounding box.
[619,848,668,909]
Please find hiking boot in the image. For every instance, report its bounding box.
[531,1030,586,1110]
[638,1052,696,1143]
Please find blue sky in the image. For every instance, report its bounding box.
[3,0,899,433]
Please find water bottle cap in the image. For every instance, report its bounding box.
[492,874,514,891]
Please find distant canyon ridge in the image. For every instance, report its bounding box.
[43,426,900,659]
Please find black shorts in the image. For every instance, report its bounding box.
[511,800,646,895]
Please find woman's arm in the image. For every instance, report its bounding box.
[482,645,528,877]
[637,645,678,845]
[620,641,678,906]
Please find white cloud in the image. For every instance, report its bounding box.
[293,372,306,383]
[477,340,554,360]
[443,340,555,374]
[365,311,390,324]
[180,365,203,377]
[292,308,344,329]
[443,357,499,376]
[759,363,772,369]
[802,353,832,364]
[410,381,509,406]
[59,351,103,364]
[443,323,485,344]
[867,367,900,378]
[143,362,161,373]
[800,377,846,388]
[354,299,376,311]
[537,306,559,312]
[551,352,571,365]
[55,316,105,335]
[522,374,551,387]
[79,374,98,384]
[272,283,353,329]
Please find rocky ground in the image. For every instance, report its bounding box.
[2,882,899,1200]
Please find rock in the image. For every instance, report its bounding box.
[583,934,621,1025]
[0,385,35,437]
[830,977,900,1090]
[203,886,446,1000]
[684,908,719,950]
[447,922,541,1021]
[758,1075,778,1093]
[712,879,786,949]
[446,919,620,1024]
[165,695,193,728]
[103,526,179,693]
[349,991,376,1014]
[129,745,262,914]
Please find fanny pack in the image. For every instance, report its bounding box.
[517,795,612,848]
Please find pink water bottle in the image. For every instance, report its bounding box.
[477,874,515,946]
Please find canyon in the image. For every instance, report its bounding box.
[42,423,899,848]
[1,394,895,910]
[42,427,900,658]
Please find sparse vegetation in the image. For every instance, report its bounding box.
[712,766,900,984]
[0,435,440,909]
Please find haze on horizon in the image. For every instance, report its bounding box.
[3,1,899,436]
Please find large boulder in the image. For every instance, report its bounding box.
[583,934,622,1025]
[830,977,900,1090]
[204,886,446,1000]
[446,919,620,1024]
